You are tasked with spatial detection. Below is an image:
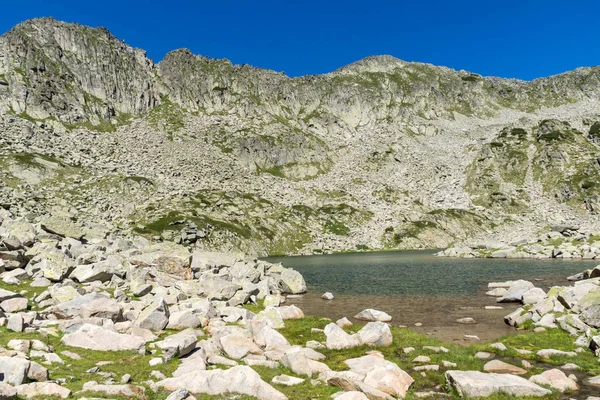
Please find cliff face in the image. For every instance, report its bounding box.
[0,18,599,255]
[0,18,158,124]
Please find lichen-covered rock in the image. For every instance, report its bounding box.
[574,287,600,327]
[279,269,307,294]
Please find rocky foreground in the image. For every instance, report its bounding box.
[0,210,598,399]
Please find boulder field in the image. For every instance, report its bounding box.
[0,211,599,399]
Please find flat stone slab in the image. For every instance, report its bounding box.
[157,365,287,400]
[61,324,146,353]
[446,370,551,398]
[483,360,527,375]
[354,309,392,322]
[272,374,305,386]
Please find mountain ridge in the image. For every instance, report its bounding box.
[0,18,599,256]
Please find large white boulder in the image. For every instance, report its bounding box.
[324,323,360,350]
[446,370,552,397]
[157,365,287,400]
[61,324,146,353]
[357,322,392,346]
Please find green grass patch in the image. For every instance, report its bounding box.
[0,326,180,393]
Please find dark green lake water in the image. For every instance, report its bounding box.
[267,250,594,296]
[266,251,597,342]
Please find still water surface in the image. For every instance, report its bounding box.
[266,251,596,343]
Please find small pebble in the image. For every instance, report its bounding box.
[149,357,163,366]
[442,360,457,368]
[474,351,493,360]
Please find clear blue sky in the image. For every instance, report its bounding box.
[1,0,598,80]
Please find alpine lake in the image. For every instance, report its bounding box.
[266,251,597,343]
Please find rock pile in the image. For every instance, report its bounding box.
[484,276,600,357]
[439,226,600,259]
[0,212,422,399]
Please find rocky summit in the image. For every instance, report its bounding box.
[1,18,600,256]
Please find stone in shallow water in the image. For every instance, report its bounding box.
[497,280,534,303]
[324,323,360,350]
[322,292,334,300]
[486,288,507,297]
[354,309,392,322]
[588,375,600,386]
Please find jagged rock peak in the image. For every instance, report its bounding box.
[332,55,407,74]
[0,17,158,124]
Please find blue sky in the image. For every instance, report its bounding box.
[1,1,598,80]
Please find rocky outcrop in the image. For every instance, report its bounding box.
[440,225,600,260]
[0,18,158,123]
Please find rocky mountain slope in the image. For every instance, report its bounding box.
[1,17,600,255]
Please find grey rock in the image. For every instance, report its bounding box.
[157,365,287,400]
[497,280,534,303]
[446,370,552,397]
[357,321,393,346]
[279,269,307,294]
[0,356,30,385]
[7,314,23,332]
[354,309,392,322]
[134,297,169,331]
